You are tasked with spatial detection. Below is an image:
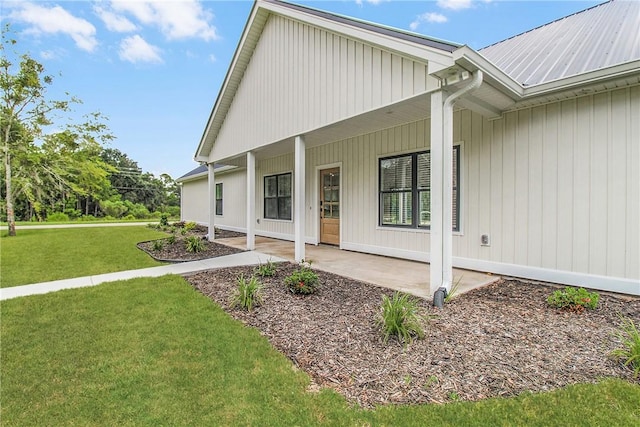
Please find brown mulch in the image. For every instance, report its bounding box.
[186,263,640,407]
[137,228,245,262]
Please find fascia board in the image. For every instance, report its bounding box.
[260,0,455,70]
[452,46,524,99]
[194,2,265,160]
[523,60,640,97]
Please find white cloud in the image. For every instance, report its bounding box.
[410,12,448,31]
[437,0,473,11]
[119,35,163,64]
[110,0,218,41]
[9,2,97,52]
[208,54,216,63]
[95,6,137,32]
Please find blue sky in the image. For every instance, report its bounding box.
[4,0,602,179]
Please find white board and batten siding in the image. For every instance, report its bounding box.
[180,170,247,232]
[248,85,639,294]
[209,13,436,163]
[180,178,209,225]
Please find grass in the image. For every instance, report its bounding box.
[2,276,639,426]
[0,226,168,287]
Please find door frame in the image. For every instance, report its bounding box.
[314,162,342,247]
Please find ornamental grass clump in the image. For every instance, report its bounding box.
[255,259,277,277]
[378,292,425,345]
[547,287,599,313]
[152,239,164,251]
[285,261,318,295]
[185,235,206,253]
[231,275,263,311]
[610,316,640,378]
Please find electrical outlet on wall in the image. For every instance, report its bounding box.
[481,234,490,246]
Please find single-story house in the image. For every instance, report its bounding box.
[178,0,639,296]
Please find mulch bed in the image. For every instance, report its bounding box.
[186,263,640,407]
[137,228,246,262]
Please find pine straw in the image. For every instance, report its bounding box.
[186,263,640,407]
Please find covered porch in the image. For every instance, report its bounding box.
[219,236,499,299]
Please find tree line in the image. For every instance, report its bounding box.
[1,25,179,235]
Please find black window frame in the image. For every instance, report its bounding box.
[378,146,460,231]
[215,182,223,216]
[263,172,292,221]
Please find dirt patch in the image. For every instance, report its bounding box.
[186,263,640,407]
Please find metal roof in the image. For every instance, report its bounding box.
[479,0,640,86]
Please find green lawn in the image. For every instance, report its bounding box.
[2,276,639,426]
[0,226,167,287]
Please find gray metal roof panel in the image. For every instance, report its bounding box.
[479,0,640,86]
[177,165,208,181]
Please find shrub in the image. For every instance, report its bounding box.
[184,221,196,231]
[255,259,277,277]
[47,212,69,222]
[547,287,599,313]
[63,208,82,219]
[231,275,263,311]
[185,236,206,253]
[285,261,318,295]
[167,234,176,244]
[100,200,127,218]
[159,213,169,227]
[80,215,97,222]
[152,239,164,251]
[610,316,640,378]
[378,292,425,345]
[123,214,136,221]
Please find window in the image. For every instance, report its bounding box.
[215,183,223,216]
[379,146,460,231]
[264,172,292,220]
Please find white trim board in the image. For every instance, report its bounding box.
[341,242,640,296]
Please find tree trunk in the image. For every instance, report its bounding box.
[5,150,16,236]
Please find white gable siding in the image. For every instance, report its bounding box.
[210,14,434,162]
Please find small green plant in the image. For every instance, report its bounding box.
[255,259,277,277]
[547,287,599,313]
[285,260,319,295]
[403,374,412,385]
[424,375,439,389]
[47,212,70,222]
[152,239,164,251]
[185,236,206,253]
[166,234,176,244]
[181,228,188,236]
[159,213,169,227]
[378,292,425,345]
[184,221,196,231]
[610,316,640,378]
[231,275,263,311]
[448,391,460,401]
[444,276,462,303]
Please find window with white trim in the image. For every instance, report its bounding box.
[215,183,223,216]
[379,146,460,231]
[264,172,292,220]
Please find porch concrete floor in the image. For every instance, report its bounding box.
[218,236,499,300]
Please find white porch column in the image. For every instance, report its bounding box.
[294,135,306,262]
[430,91,444,295]
[246,151,256,250]
[207,163,215,241]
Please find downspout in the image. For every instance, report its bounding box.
[433,70,483,308]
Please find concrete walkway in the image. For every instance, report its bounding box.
[0,251,286,301]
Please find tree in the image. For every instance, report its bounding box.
[1,25,113,234]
